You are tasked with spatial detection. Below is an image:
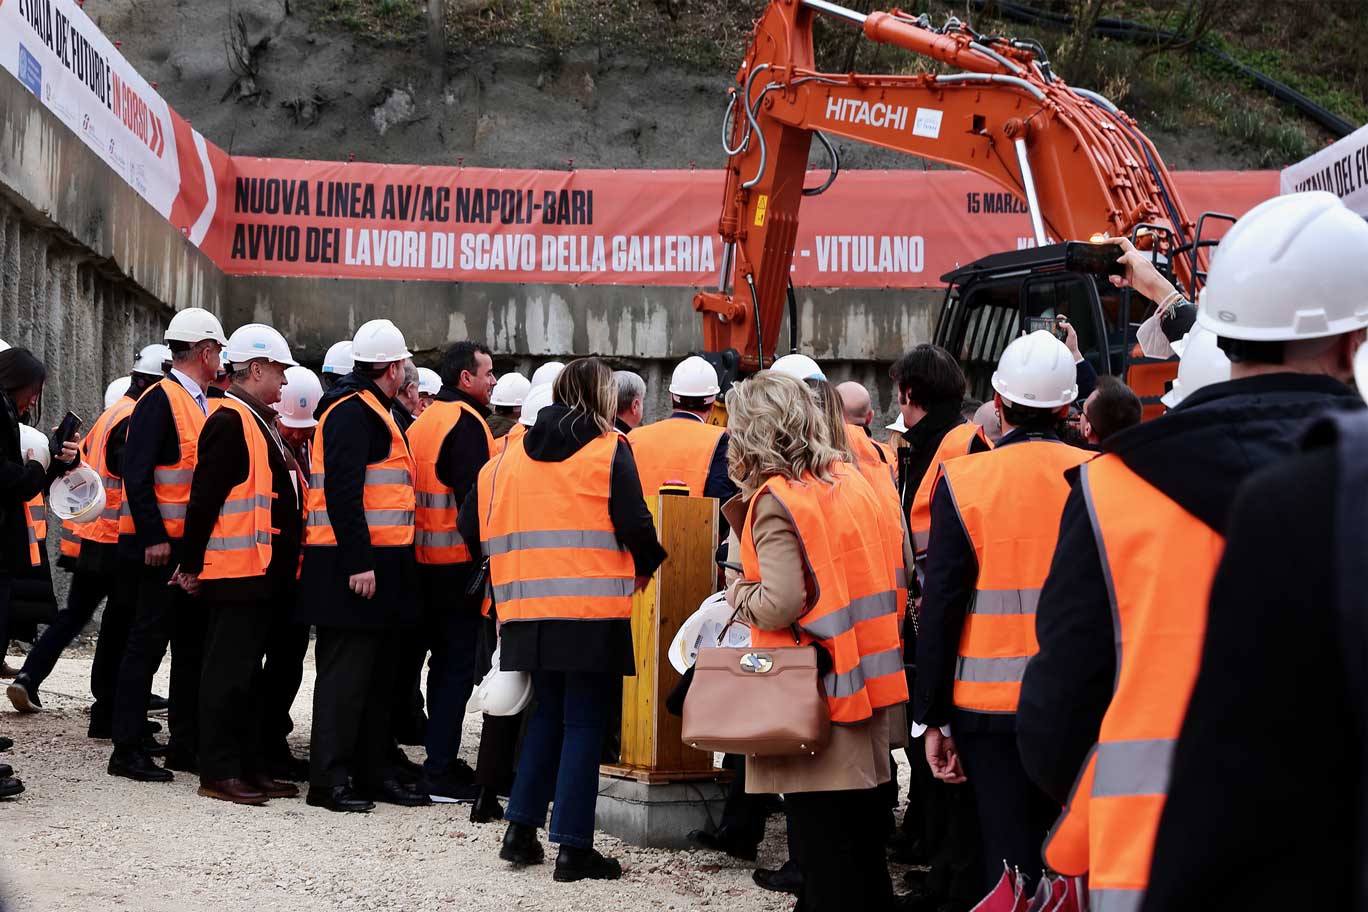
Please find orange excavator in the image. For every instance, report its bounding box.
[695,0,1231,413]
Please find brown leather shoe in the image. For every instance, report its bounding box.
[247,774,299,799]
[197,778,268,805]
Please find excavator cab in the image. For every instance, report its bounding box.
[933,243,1172,413]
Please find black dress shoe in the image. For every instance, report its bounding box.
[0,736,12,752]
[108,749,174,783]
[499,822,545,865]
[470,786,505,823]
[6,673,42,712]
[146,693,169,715]
[143,736,169,757]
[0,777,22,799]
[163,752,199,774]
[420,771,480,804]
[364,779,431,807]
[687,826,759,862]
[306,785,374,813]
[753,859,803,895]
[0,764,11,778]
[553,845,623,882]
[389,747,424,785]
[267,753,311,783]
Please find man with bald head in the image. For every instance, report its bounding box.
[838,381,895,470]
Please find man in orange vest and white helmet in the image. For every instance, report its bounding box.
[1017,191,1368,912]
[297,318,427,813]
[627,355,737,502]
[915,330,1092,896]
[109,308,227,783]
[172,323,302,806]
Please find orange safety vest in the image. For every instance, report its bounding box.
[847,424,911,617]
[304,389,415,548]
[872,438,897,478]
[410,399,494,565]
[58,520,81,560]
[743,462,908,725]
[23,494,46,567]
[908,422,990,556]
[938,439,1091,715]
[200,397,279,581]
[117,378,207,540]
[477,432,634,622]
[494,423,526,457]
[628,417,727,498]
[77,396,135,546]
[1042,456,1224,910]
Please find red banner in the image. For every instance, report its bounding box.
[202,160,1277,289]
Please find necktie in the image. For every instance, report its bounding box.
[195,394,208,416]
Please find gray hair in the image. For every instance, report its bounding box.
[614,370,645,414]
[399,358,419,391]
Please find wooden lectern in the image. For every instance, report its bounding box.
[601,494,724,784]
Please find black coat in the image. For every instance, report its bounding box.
[1142,414,1359,912]
[1017,373,1363,804]
[457,404,667,675]
[296,372,419,630]
[0,390,72,576]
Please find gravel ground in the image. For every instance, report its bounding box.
[0,646,916,911]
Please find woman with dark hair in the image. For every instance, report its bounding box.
[459,357,666,882]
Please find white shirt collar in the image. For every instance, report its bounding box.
[169,368,206,403]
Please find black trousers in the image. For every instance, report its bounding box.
[718,753,769,848]
[956,730,1059,894]
[111,560,207,756]
[310,626,399,789]
[258,614,310,760]
[911,733,984,904]
[199,598,275,780]
[389,625,428,745]
[787,786,896,912]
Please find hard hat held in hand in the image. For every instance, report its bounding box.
[670,355,721,397]
[20,425,50,471]
[992,330,1079,409]
[769,353,826,382]
[491,372,531,407]
[668,591,751,675]
[275,366,324,429]
[224,324,298,368]
[133,343,172,377]
[322,340,354,375]
[467,646,534,717]
[417,367,442,397]
[104,376,132,409]
[164,307,227,345]
[50,465,106,523]
[1197,191,1368,342]
[351,319,411,363]
[530,361,565,389]
[1162,328,1231,409]
[519,384,554,427]
[0,337,9,352]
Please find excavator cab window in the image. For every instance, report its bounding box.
[948,278,1024,401]
[1021,273,1111,376]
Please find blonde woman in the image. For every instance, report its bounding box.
[722,371,909,912]
[459,357,666,882]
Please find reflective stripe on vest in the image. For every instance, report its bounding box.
[116,379,207,540]
[1041,456,1224,907]
[477,432,634,622]
[200,397,278,581]
[627,417,726,497]
[76,397,135,544]
[24,494,46,567]
[743,462,908,725]
[59,519,81,559]
[410,399,493,564]
[940,439,1091,715]
[908,422,989,555]
[303,389,416,548]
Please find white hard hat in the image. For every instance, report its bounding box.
[164,307,227,345]
[467,647,534,717]
[885,414,908,434]
[0,338,9,352]
[224,323,297,368]
[1161,328,1231,409]
[417,367,442,397]
[1356,342,1368,402]
[322,340,354,375]
[104,376,132,409]
[351,319,411,363]
[991,331,1079,408]
[50,465,105,523]
[770,353,826,381]
[519,383,554,427]
[491,372,531,407]
[20,425,49,471]
[669,356,721,398]
[530,361,565,389]
[274,366,324,429]
[133,343,171,376]
[1197,191,1368,342]
[668,591,752,675]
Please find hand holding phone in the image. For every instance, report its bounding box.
[1064,240,1128,278]
[54,411,82,445]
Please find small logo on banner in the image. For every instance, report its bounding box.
[913,108,943,140]
[17,44,42,98]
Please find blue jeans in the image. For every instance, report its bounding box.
[504,670,613,849]
[421,607,481,777]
